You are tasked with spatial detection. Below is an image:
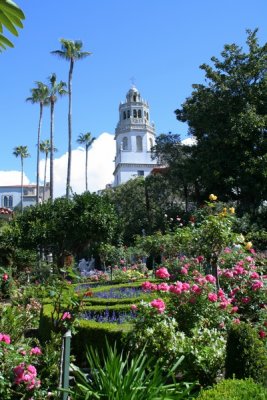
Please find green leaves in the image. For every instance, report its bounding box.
[0,0,25,51]
[71,341,191,400]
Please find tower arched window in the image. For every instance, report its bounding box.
[122,137,128,150]
[138,109,142,118]
[123,111,126,120]
[127,109,130,118]
[136,136,143,152]
[133,109,137,118]
[133,95,136,102]
[149,138,153,150]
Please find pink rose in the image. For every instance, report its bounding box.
[150,298,166,313]
[30,347,42,355]
[180,267,188,275]
[208,293,218,302]
[231,306,239,313]
[62,312,71,320]
[0,333,11,344]
[131,304,137,311]
[259,330,266,339]
[205,274,216,284]
[191,284,202,295]
[155,267,170,279]
[2,273,8,281]
[251,280,264,291]
[250,271,259,279]
[141,281,152,290]
[157,282,170,291]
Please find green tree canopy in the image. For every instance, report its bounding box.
[175,29,267,211]
[10,192,118,267]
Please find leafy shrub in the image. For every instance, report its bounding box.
[196,378,267,399]
[225,322,267,384]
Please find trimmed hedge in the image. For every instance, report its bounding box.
[225,322,267,384]
[197,378,267,399]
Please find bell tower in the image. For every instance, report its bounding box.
[113,86,157,186]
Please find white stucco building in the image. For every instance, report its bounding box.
[113,86,158,186]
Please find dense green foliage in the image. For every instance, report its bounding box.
[196,378,267,400]
[7,192,118,267]
[225,322,267,384]
[174,29,267,211]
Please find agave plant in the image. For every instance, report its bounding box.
[70,341,194,399]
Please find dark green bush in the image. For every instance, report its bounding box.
[225,322,267,384]
[197,378,267,399]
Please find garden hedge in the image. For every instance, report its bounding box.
[196,378,267,399]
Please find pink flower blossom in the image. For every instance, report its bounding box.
[182,282,190,291]
[30,347,42,355]
[131,304,137,311]
[233,266,245,275]
[2,273,8,281]
[241,297,251,304]
[208,293,218,302]
[250,271,259,279]
[251,280,264,291]
[223,270,234,278]
[231,306,239,313]
[155,267,170,279]
[224,247,232,254]
[0,333,11,344]
[180,267,188,275]
[259,330,266,339]
[233,318,241,324]
[205,274,216,284]
[61,312,71,320]
[157,282,170,291]
[197,255,205,262]
[219,301,229,309]
[191,284,202,295]
[150,298,166,313]
[218,288,225,299]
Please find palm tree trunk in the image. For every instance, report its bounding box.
[43,152,48,202]
[21,158,24,212]
[36,104,43,204]
[50,102,55,201]
[85,145,88,191]
[66,59,74,199]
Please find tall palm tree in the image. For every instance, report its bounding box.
[39,139,58,202]
[77,132,95,191]
[26,82,49,204]
[13,145,30,211]
[46,73,67,201]
[51,39,92,199]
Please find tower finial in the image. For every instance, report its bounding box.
[130,76,136,88]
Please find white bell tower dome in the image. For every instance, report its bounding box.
[113,86,158,186]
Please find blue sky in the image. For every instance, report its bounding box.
[0,0,266,196]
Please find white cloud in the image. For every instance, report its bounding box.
[181,137,197,146]
[39,132,116,197]
[0,170,30,185]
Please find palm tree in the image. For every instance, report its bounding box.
[77,132,95,191]
[51,39,92,199]
[26,82,49,204]
[46,73,67,201]
[0,0,25,52]
[39,139,58,202]
[13,146,30,211]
